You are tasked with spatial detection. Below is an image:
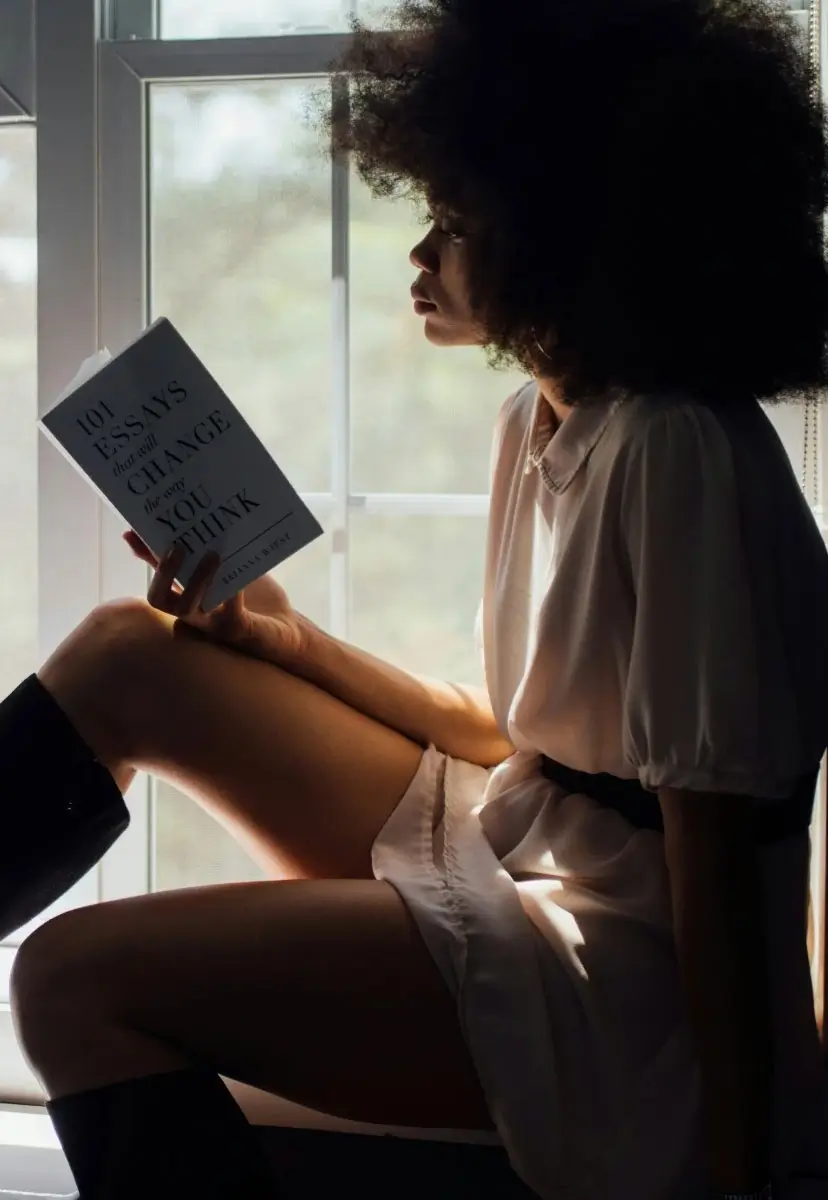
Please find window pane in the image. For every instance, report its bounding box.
[160,0,350,37]
[350,173,527,493]
[150,80,332,493]
[355,0,394,22]
[350,515,487,684]
[0,127,37,702]
[155,781,268,890]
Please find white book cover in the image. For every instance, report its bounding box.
[40,317,324,610]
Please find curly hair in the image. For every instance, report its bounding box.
[327,0,828,406]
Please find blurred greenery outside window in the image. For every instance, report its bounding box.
[159,0,395,37]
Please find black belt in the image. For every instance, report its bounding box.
[540,756,820,844]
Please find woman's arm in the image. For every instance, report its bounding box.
[293,623,515,770]
[125,532,511,767]
[659,787,773,1195]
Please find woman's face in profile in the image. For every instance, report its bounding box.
[409,210,486,348]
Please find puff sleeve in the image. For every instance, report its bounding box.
[620,402,797,799]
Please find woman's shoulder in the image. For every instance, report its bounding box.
[608,390,827,568]
[602,390,785,485]
[610,390,733,449]
[617,390,818,488]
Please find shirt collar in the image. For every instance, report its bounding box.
[526,384,625,493]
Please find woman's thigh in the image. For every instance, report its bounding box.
[12,879,492,1131]
[38,600,426,880]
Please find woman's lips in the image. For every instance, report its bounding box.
[411,284,438,314]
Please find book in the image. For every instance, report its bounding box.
[40,317,324,611]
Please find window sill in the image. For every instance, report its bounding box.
[0,1105,74,1197]
[0,1100,503,1144]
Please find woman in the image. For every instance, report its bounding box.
[3,0,828,1197]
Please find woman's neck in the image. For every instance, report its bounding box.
[536,375,573,426]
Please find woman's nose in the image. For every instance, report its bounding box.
[410,232,438,274]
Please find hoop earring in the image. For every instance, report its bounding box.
[532,329,555,362]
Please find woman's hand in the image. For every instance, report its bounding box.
[124,530,291,620]
[123,530,312,669]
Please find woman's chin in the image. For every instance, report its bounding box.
[423,316,477,348]
[423,324,450,347]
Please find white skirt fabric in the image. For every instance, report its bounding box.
[371,746,828,1200]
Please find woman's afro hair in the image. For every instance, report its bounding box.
[327,0,828,405]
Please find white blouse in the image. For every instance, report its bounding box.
[484,382,828,800]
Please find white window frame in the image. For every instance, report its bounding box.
[0,0,824,1132]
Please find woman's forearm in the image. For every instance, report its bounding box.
[661,788,773,1194]
[292,623,515,769]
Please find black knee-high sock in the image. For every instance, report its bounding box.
[0,674,129,939]
[48,1068,277,1199]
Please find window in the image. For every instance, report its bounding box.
[133,50,524,888]
[0,0,824,1097]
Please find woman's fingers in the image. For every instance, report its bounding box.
[145,543,223,620]
[146,544,186,613]
[123,530,159,569]
[177,551,221,618]
[208,591,247,639]
[224,592,245,623]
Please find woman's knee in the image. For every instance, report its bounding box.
[10,908,109,1066]
[37,599,176,762]
[70,599,174,679]
[10,903,175,1092]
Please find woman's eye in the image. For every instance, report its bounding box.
[424,211,467,242]
[438,222,466,242]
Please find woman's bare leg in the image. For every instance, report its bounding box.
[11,879,493,1130]
[17,599,492,1132]
[37,598,425,880]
